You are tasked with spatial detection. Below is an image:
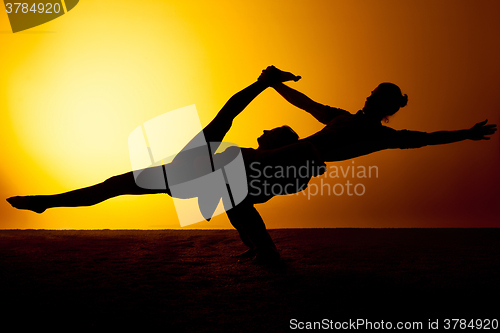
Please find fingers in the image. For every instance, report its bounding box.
[257,72,267,81]
[482,124,497,134]
[476,128,496,140]
[474,120,488,128]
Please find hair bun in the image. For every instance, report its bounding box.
[400,94,408,108]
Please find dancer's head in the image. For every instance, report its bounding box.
[362,83,408,122]
[257,125,299,150]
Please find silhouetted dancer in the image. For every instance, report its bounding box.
[258,66,497,162]
[7,68,323,263]
[7,66,497,263]
[238,66,495,258]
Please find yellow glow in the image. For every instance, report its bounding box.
[1,0,499,229]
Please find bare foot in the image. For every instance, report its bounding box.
[6,196,47,213]
[258,66,301,85]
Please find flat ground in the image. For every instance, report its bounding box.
[0,229,498,331]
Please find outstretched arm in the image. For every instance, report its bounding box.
[170,68,302,196]
[204,67,302,144]
[390,120,497,150]
[318,120,497,162]
[179,68,301,158]
[426,119,497,145]
[202,80,269,144]
[172,70,299,168]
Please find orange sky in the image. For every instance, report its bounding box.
[1,0,499,229]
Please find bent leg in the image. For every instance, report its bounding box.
[7,167,169,213]
[226,207,256,257]
[226,201,280,261]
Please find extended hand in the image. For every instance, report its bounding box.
[468,119,497,140]
[258,66,301,85]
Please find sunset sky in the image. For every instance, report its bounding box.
[1,0,499,229]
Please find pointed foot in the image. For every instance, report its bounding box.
[6,196,46,214]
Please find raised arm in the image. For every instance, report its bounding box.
[171,68,302,175]
[170,79,270,168]
[202,80,270,144]
[259,66,349,124]
[199,67,302,145]
[272,83,348,124]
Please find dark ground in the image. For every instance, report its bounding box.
[0,229,498,331]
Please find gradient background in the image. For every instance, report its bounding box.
[1,0,499,229]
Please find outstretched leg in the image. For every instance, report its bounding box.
[7,168,169,213]
[7,67,301,216]
[6,79,271,214]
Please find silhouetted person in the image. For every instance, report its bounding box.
[7,66,497,263]
[258,67,496,161]
[7,68,321,263]
[243,66,495,257]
